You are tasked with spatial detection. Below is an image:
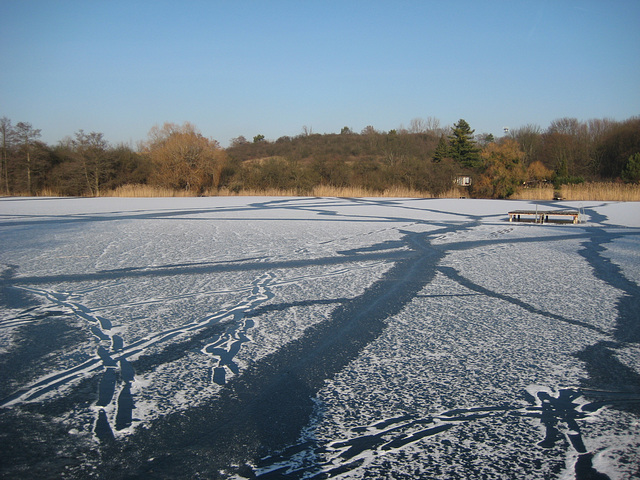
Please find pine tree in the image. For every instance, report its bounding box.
[622,153,640,182]
[448,119,481,167]
[432,134,450,163]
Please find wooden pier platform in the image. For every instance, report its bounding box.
[508,209,580,224]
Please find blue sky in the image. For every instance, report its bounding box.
[1,0,639,147]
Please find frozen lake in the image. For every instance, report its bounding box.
[1,196,639,479]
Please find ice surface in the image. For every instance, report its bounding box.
[0,196,639,479]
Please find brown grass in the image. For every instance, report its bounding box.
[17,182,637,201]
[0,188,64,197]
[92,183,473,199]
[560,182,640,201]
[312,185,434,198]
[510,186,555,201]
[214,185,433,198]
[512,183,640,201]
[215,185,460,198]
[215,187,307,197]
[36,188,64,197]
[437,187,468,199]
[96,184,515,199]
[103,184,195,197]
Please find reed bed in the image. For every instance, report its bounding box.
[13,182,638,201]
[560,182,640,201]
[510,183,640,201]
[36,188,64,197]
[510,186,555,201]
[92,184,467,199]
[215,185,436,198]
[313,185,434,198]
[103,184,195,197]
[215,185,469,198]
[437,187,467,198]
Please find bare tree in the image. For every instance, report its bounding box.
[409,118,427,134]
[585,118,617,175]
[548,117,581,136]
[545,118,596,177]
[0,117,14,194]
[14,122,41,194]
[72,130,109,196]
[410,117,442,135]
[425,116,442,135]
[508,124,542,165]
[586,118,616,142]
[229,136,248,148]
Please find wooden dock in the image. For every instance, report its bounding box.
[508,209,580,224]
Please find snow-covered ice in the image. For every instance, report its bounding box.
[0,196,639,479]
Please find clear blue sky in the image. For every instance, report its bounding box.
[2,0,639,147]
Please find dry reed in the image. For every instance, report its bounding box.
[97,184,487,199]
[436,187,467,199]
[45,182,640,201]
[560,182,640,201]
[511,186,555,201]
[36,188,63,197]
[103,184,195,197]
[215,187,303,197]
[214,185,436,198]
[312,185,433,198]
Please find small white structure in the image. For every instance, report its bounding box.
[455,175,472,187]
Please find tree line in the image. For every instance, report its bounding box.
[1,115,639,198]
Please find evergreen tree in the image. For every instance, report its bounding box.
[448,119,481,167]
[622,153,640,182]
[432,134,449,163]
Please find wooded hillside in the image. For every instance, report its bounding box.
[1,116,639,198]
